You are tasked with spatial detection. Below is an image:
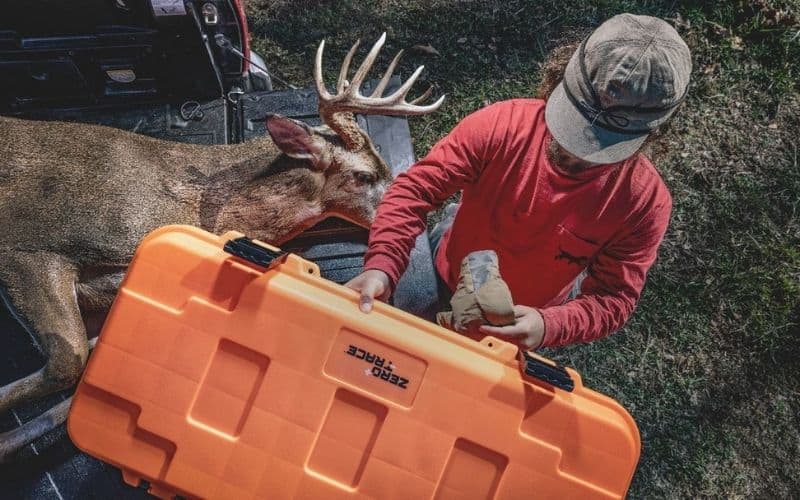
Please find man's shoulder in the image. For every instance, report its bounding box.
[626,154,673,211]
[630,155,670,191]
[467,98,546,137]
[482,98,546,113]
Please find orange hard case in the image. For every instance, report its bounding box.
[68,225,640,499]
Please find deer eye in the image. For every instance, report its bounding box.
[353,171,376,184]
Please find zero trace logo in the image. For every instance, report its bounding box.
[345,345,410,390]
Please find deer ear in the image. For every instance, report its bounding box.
[266,114,327,169]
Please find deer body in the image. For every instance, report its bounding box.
[1,116,325,262]
[0,33,443,463]
[0,116,342,447]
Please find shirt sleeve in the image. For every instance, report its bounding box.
[363,102,505,289]
[538,190,672,347]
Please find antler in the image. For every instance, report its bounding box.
[314,32,445,151]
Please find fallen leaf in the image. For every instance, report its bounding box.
[669,12,691,30]
[730,35,743,51]
[457,37,467,44]
[411,44,440,56]
[707,20,728,36]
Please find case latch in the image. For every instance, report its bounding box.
[223,237,288,271]
[518,350,575,392]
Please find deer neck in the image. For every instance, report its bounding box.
[193,139,325,244]
[185,136,278,178]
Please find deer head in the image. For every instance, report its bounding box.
[259,33,444,236]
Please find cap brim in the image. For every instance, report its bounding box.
[545,83,648,164]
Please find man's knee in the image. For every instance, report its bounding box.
[428,202,460,256]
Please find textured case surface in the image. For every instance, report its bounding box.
[68,225,640,499]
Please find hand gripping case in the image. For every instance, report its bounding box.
[68,225,640,499]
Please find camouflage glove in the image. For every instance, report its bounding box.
[436,250,516,335]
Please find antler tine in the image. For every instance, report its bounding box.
[337,39,361,94]
[409,85,434,105]
[398,94,446,115]
[314,39,332,100]
[370,49,404,98]
[349,32,387,93]
[377,64,425,105]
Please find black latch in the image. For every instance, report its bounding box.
[519,350,575,392]
[223,237,288,271]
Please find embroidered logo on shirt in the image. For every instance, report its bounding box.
[555,248,589,267]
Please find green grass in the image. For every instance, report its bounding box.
[247,1,800,496]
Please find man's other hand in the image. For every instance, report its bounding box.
[345,270,392,313]
[479,305,545,349]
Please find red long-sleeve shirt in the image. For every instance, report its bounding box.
[363,99,671,347]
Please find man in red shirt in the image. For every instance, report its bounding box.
[346,14,692,349]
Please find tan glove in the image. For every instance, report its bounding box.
[436,250,516,335]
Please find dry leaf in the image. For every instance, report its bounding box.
[410,44,440,56]
[730,35,743,51]
[707,20,728,36]
[457,37,467,44]
[670,12,691,30]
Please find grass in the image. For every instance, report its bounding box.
[246,1,800,496]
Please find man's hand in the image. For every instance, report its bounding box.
[345,269,392,313]
[479,305,545,350]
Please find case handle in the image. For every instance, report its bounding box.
[518,350,575,392]
[223,237,289,271]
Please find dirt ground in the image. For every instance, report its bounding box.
[246,1,800,497]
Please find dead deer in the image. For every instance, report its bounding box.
[0,33,443,463]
